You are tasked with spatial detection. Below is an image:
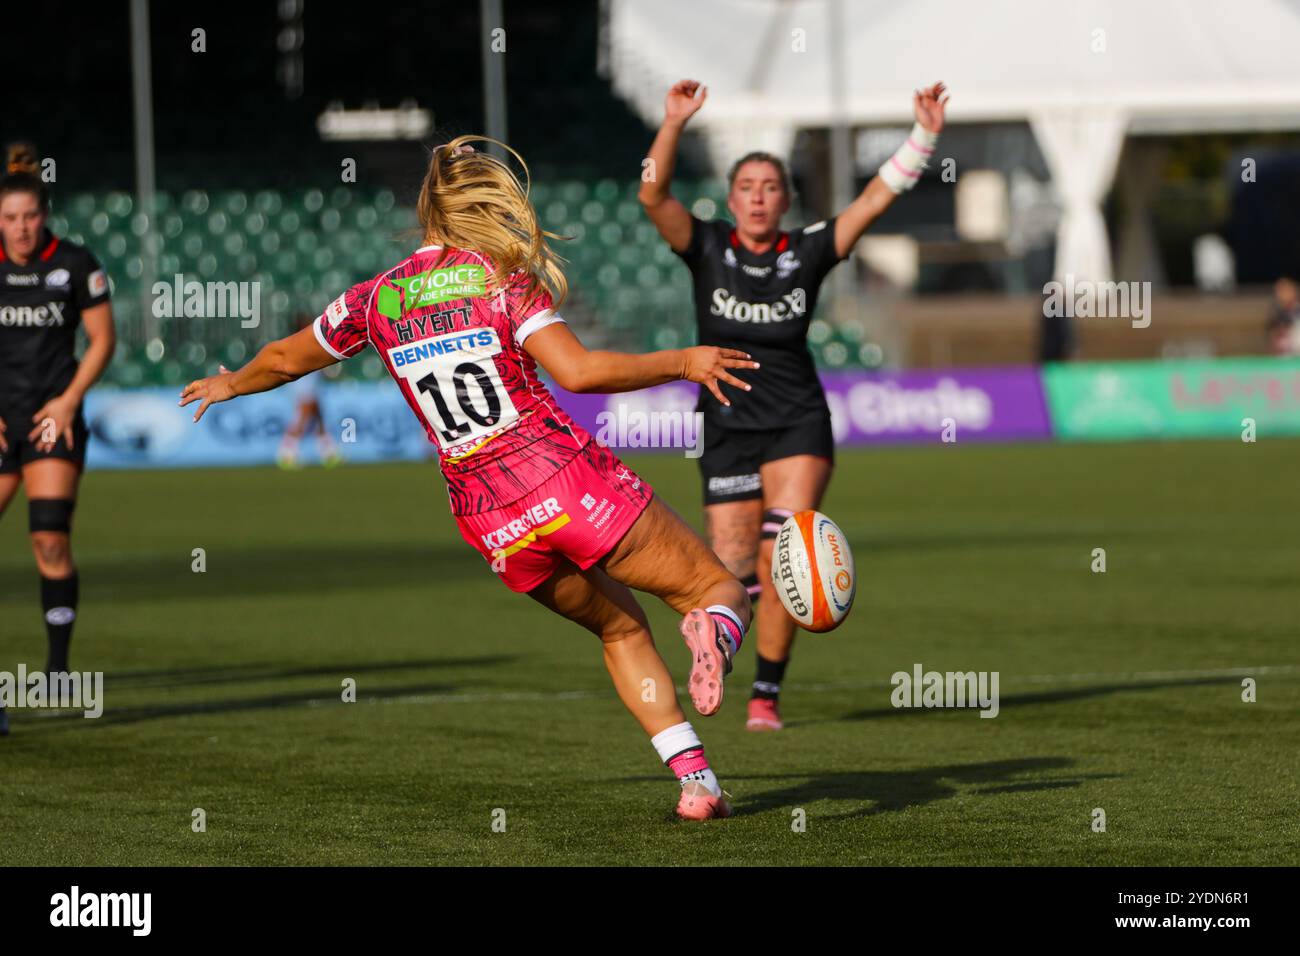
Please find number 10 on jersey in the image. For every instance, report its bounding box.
[387,327,518,447]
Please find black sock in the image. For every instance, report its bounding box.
[41,572,79,673]
[740,572,761,606]
[751,653,788,700]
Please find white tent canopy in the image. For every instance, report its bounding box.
[608,0,1300,281]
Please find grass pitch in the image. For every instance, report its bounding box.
[2,439,1297,865]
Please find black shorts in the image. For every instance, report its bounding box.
[0,402,89,475]
[698,416,835,505]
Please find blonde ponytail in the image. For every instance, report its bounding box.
[416,135,567,309]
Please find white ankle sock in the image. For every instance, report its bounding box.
[650,721,701,763]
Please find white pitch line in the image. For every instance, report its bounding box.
[24,664,1291,721]
[793,663,1300,693]
[368,664,1298,708]
[332,689,606,707]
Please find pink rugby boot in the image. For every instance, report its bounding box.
[676,781,733,820]
[746,697,784,732]
[680,609,733,717]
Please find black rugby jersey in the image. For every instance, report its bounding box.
[0,230,109,409]
[676,216,844,431]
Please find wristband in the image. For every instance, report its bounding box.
[878,122,939,194]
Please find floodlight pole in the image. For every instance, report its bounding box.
[481,0,509,157]
[827,0,855,301]
[130,0,159,343]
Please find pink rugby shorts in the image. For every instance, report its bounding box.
[454,441,654,593]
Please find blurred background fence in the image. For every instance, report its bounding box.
[7,0,1300,467]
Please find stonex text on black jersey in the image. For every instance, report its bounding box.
[676,215,846,431]
[0,230,110,412]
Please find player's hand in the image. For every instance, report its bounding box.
[914,81,949,134]
[28,394,78,453]
[0,414,7,453]
[665,80,707,126]
[179,365,236,423]
[681,347,759,407]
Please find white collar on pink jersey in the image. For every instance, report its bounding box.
[415,244,443,253]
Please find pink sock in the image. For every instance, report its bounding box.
[653,725,722,795]
[666,746,709,778]
[707,605,744,656]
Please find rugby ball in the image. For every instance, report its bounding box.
[771,510,856,632]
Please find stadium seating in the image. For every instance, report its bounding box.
[50,182,864,387]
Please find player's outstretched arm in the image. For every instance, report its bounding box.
[524,322,758,407]
[179,325,337,422]
[638,79,706,253]
[833,81,949,259]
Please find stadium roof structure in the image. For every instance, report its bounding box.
[608,0,1300,282]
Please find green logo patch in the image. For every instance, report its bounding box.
[378,265,487,319]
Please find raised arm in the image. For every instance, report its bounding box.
[523,322,757,408]
[637,80,708,254]
[179,325,338,422]
[833,81,949,259]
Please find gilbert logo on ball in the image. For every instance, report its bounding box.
[772,510,855,632]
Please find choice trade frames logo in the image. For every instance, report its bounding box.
[377,265,487,319]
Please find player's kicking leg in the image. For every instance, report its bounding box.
[528,559,735,820]
[601,495,751,724]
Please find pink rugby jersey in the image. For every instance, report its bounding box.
[313,245,593,515]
